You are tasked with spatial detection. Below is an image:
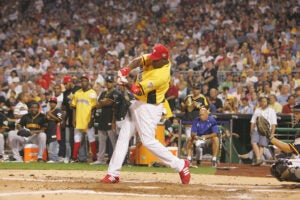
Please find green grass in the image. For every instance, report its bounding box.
[0,162,215,175]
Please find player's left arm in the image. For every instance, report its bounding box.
[118,56,143,77]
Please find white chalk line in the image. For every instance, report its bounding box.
[0,190,256,199]
[0,190,199,199]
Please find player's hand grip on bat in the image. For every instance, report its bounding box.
[117,76,128,85]
[117,67,131,77]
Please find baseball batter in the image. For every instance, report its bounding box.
[101,44,190,184]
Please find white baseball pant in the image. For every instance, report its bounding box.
[107,100,185,177]
[8,130,47,161]
[74,127,96,143]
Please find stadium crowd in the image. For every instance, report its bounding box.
[0,0,300,164]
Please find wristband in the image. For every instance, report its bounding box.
[130,84,141,95]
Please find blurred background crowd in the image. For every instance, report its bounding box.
[0,0,300,162]
[0,0,299,115]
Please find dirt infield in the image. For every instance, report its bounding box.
[0,164,299,200]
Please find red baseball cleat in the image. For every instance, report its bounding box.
[101,174,120,183]
[179,159,191,184]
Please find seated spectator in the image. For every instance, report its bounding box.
[259,82,275,98]
[294,87,300,106]
[271,73,283,93]
[201,83,210,98]
[186,108,219,167]
[209,88,223,113]
[177,74,189,104]
[237,97,254,114]
[246,69,258,84]
[277,84,290,105]
[239,73,248,88]
[7,70,20,85]
[269,94,283,113]
[218,72,233,92]
[223,96,237,113]
[175,49,190,71]
[281,95,296,114]
[217,86,231,105]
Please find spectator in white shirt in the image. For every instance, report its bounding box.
[14,92,30,120]
[246,69,258,84]
[7,70,20,85]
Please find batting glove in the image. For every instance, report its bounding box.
[117,76,128,85]
[130,84,142,95]
[118,67,131,77]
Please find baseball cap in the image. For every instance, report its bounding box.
[105,75,114,83]
[80,74,89,80]
[63,76,73,84]
[148,44,169,61]
[49,97,57,103]
[192,82,201,89]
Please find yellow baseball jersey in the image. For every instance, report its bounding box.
[71,88,97,130]
[135,54,171,104]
